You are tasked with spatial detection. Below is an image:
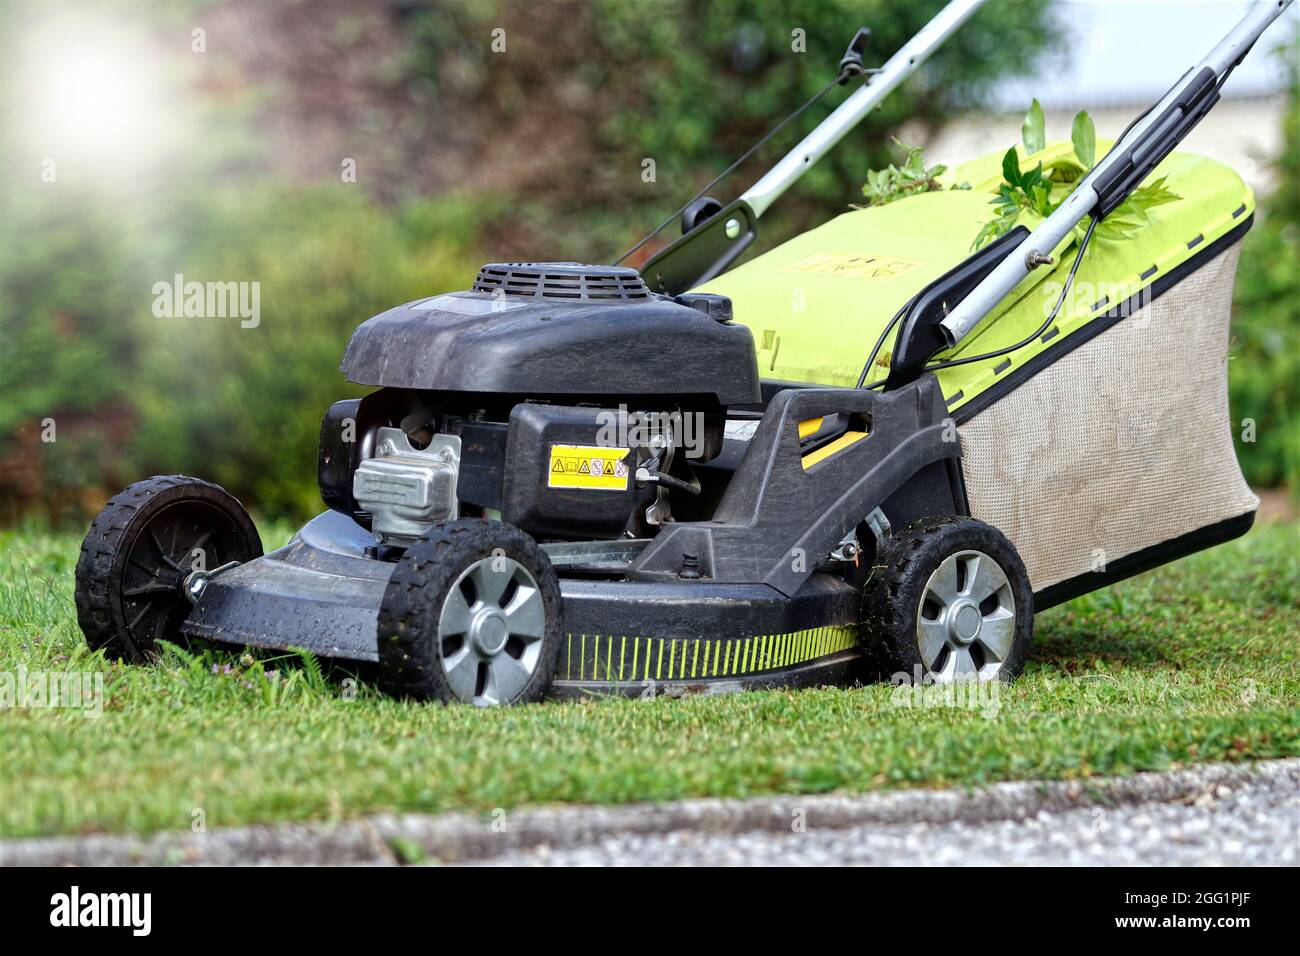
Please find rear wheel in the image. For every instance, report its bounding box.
[376,519,562,705]
[864,516,1032,683]
[74,476,262,662]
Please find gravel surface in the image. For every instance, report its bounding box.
[477,768,1300,866]
[4,758,1297,866]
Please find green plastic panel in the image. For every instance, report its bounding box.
[698,143,1254,412]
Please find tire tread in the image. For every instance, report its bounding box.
[74,475,261,662]
[376,519,562,704]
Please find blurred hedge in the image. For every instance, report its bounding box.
[0,185,484,524]
[1228,67,1300,496]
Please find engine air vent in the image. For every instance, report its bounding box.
[472,262,652,303]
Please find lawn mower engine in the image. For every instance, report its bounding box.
[317,262,761,549]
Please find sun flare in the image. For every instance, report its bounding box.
[15,15,169,161]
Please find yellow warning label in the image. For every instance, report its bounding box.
[780,252,922,281]
[547,444,631,491]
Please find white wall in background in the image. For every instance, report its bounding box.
[899,1,1296,195]
[991,0,1298,110]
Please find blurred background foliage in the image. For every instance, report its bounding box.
[1230,51,1300,495]
[0,0,1293,526]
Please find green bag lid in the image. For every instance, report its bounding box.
[698,143,1254,411]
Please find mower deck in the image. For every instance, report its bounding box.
[182,511,869,695]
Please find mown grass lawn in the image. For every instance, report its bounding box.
[1,519,1297,839]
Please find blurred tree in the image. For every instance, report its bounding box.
[215,0,1058,259]
[444,0,1056,258]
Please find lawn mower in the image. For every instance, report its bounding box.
[75,0,1291,705]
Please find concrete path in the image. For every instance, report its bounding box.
[479,761,1299,866]
[3,758,1296,866]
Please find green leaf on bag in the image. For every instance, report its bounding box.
[1002,147,1023,188]
[1021,161,1044,192]
[1072,110,1096,169]
[1022,98,1047,153]
[1129,176,1181,212]
[976,100,1181,253]
[856,138,959,207]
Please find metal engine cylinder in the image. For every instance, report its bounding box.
[352,427,461,545]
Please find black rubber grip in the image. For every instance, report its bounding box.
[1092,67,1220,217]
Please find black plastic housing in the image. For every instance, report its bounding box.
[1093,67,1220,218]
[456,421,509,511]
[339,290,760,407]
[640,198,758,296]
[885,226,1030,390]
[501,404,639,540]
[318,399,365,515]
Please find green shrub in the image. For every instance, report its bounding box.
[0,184,483,524]
[130,186,484,519]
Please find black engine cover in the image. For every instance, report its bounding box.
[501,404,642,540]
[339,264,760,406]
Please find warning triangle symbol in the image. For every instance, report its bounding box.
[604,461,616,476]
[551,460,564,473]
[579,460,590,474]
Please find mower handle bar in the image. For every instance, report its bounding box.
[740,0,988,219]
[938,0,1295,349]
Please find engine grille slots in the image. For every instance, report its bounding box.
[472,262,652,303]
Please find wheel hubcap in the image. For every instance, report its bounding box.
[120,501,251,650]
[470,607,510,655]
[949,601,982,644]
[438,556,546,706]
[916,549,1016,682]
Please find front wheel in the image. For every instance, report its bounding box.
[376,519,562,705]
[74,475,262,662]
[864,516,1033,683]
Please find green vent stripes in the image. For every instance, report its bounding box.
[562,626,859,683]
